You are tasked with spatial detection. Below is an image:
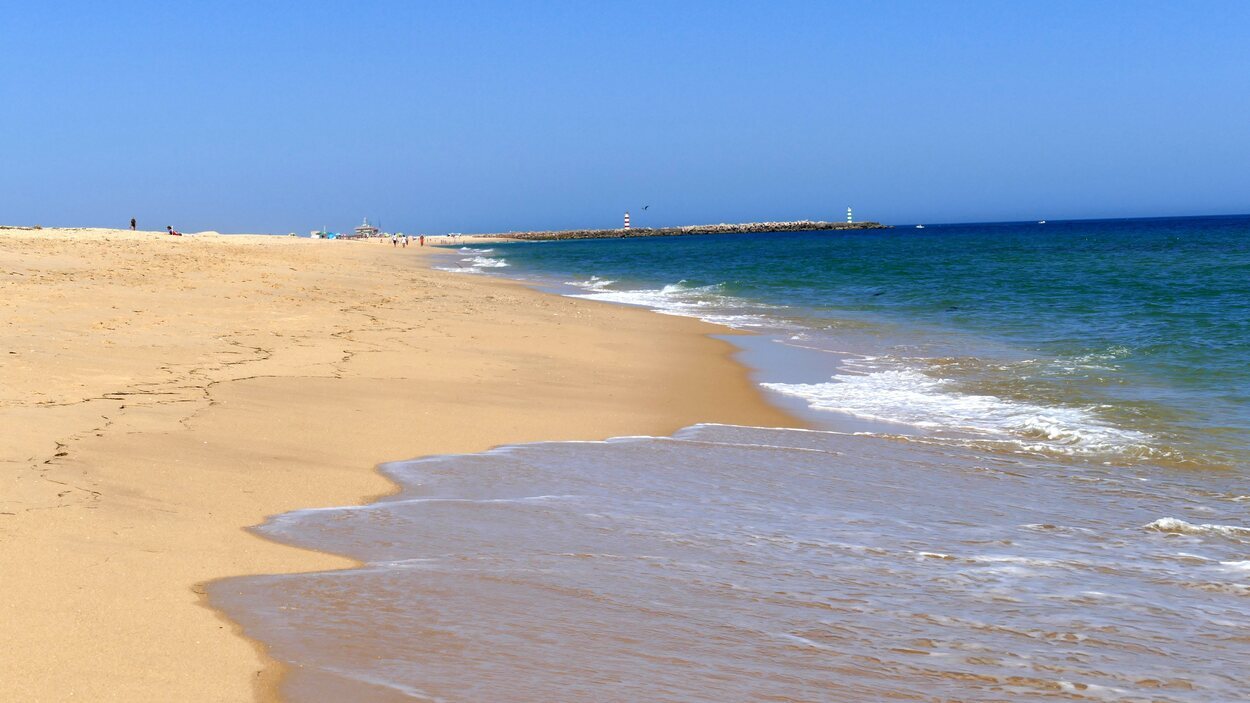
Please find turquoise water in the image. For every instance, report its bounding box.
[466,215,1250,469]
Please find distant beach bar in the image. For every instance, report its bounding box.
[476,219,890,242]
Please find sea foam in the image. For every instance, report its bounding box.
[762,362,1154,458]
[438,254,509,274]
[572,280,727,313]
[1144,517,1250,539]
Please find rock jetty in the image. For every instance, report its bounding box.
[477,220,889,241]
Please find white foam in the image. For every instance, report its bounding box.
[761,364,1153,457]
[573,280,726,313]
[438,255,509,274]
[698,313,774,328]
[463,255,508,268]
[564,275,616,291]
[1071,345,1131,363]
[569,280,787,333]
[1144,517,1250,539]
[969,555,1066,568]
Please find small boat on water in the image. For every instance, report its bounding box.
[1038,220,1047,224]
[915,224,925,229]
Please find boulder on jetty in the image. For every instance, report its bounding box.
[479,220,889,241]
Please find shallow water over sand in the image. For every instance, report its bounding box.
[212,424,1250,702]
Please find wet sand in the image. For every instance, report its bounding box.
[0,227,796,701]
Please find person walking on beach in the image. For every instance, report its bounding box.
[419,235,425,247]
[130,218,136,231]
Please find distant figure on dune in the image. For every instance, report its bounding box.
[419,235,424,247]
[130,217,136,231]
[166,226,182,237]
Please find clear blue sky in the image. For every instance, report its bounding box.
[2,1,1247,233]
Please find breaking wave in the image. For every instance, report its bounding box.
[438,254,509,273]
[763,361,1157,459]
[1144,517,1250,540]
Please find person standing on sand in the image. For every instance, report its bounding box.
[130,218,136,230]
[419,235,424,247]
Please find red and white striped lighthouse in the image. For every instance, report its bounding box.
[623,211,631,230]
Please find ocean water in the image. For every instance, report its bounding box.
[456,215,1250,468]
[212,216,1250,701]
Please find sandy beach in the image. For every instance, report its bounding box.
[0,227,795,702]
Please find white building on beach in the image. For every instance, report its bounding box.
[354,218,380,238]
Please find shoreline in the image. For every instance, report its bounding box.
[0,227,799,701]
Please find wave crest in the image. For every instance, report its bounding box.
[762,364,1156,459]
[1144,518,1250,539]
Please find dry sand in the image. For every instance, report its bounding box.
[0,227,796,701]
